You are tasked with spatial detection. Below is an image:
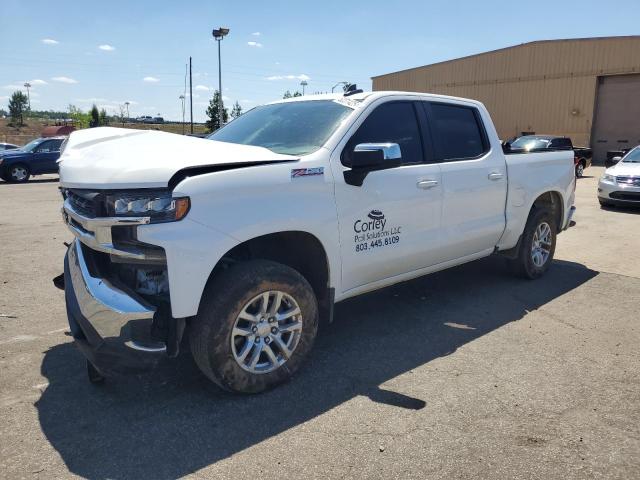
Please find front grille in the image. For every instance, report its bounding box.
[616,176,640,187]
[66,189,104,217]
[610,191,640,201]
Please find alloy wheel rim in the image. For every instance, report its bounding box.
[12,167,27,181]
[577,164,584,177]
[230,290,303,374]
[531,221,552,267]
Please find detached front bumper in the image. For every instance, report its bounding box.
[64,239,166,375]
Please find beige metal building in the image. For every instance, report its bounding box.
[372,36,640,163]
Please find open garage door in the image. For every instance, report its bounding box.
[591,74,640,164]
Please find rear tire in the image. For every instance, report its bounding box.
[190,259,318,394]
[509,208,557,279]
[575,160,585,178]
[8,164,30,183]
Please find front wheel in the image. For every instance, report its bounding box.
[190,259,318,393]
[510,208,557,279]
[8,164,30,183]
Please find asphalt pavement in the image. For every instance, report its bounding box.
[0,168,638,479]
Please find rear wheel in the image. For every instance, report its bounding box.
[510,208,557,279]
[575,160,585,178]
[8,164,30,183]
[190,259,318,393]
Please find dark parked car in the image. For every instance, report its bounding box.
[0,142,19,151]
[505,135,592,177]
[0,137,65,182]
[152,116,164,124]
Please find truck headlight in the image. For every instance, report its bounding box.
[602,174,616,183]
[106,190,190,223]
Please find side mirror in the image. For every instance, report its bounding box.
[612,156,622,163]
[352,143,401,167]
[345,143,402,186]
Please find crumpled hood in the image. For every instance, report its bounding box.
[58,127,298,189]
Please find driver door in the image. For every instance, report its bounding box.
[331,100,443,293]
[32,139,63,174]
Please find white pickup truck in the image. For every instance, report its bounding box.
[59,90,576,393]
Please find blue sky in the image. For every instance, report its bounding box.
[1,0,638,122]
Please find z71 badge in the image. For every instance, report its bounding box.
[291,167,324,178]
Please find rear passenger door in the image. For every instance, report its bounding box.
[422,102,507,261]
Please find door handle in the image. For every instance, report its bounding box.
[488,172,504,180]
[417,179,439,189]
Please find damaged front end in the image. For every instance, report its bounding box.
[60,188,186,376]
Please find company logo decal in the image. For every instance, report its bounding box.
[291,167,324,178]
[353,209,402,253]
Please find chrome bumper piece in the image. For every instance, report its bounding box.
[67,238,156,338]
[64,240,166,374]
[62,198,151,259]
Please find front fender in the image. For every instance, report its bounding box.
[140,156,340,318]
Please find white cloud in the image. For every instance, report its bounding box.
[222,95,230,101]
[252,32,261,36]
[3,84,24,90]
[241,99,252,104]
[42,38,59,45]
[98,44,115,51]
[247,41,263,48]
[194,84,209,91]
[266,74,310,81]
[75,97,107,103]
[51,76,78,84]
[143,76,159,83]
[30,79,47,85]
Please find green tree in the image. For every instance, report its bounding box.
[8,91,28,126]
[89,104,100,128]
[283,90,302,99]
[68,104,91,129]
[99,108,108,126]
[205,90,229,132]
[230,101,243,119]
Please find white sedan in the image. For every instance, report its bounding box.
[598,146,640,207]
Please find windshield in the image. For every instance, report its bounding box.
[622,147,640,163]
[510,137,551,151]
[207,100,353,155]
[20,139,43,152]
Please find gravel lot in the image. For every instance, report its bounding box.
[0,167,638,479]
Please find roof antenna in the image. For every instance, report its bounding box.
[343,83,363,96]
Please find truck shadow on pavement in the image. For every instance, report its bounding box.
[36,256,597,479]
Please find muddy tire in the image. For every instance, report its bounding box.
[190,259,318,394]
[510,207,557,279]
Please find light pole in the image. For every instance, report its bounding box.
[179,95,185,134]
[124,101,130,121]
[212,26,230,130]
[300,80,308,95]
[23,82,31,110]
[331,81,349,93]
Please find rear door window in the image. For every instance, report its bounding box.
[550,138,572,150]
[425,103,488,161]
